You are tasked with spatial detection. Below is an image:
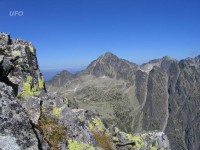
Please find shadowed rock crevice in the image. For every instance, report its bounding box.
[0,63,18,95]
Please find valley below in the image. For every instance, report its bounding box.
[47,52,200,150]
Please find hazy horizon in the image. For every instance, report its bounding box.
[41,68,83,81]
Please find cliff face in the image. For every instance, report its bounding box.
[141,57,200,150]
[165,59,200,150]
[47,52,200,150]
[0,32,170,150]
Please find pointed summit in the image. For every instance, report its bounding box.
[82,52,138,81]
[102,51,118,58]
[95,52,119,64]
[162,56,174,61]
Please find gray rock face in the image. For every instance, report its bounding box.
[0,82,39,150]
[0,135,21,150]
[165,60,200,150]
[142,66,169,131]
[47,52,200,150]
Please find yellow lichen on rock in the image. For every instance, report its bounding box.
[89,122,95,131]
[27,76,32,83]
[114,127,120,133]
[53,105,62,117]
[125,134,144,148]
[150,146,158,150]
[64,97,69,105]
[18,75,40,97]
[38,76,44,89]
[29,46,34,54]
[68,140,95,150]
[91,117,106,132]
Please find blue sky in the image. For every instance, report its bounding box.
[1,0,200,71]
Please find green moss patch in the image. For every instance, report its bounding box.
[93,132,115,150]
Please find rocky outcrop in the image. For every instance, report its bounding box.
[0,32,46,149]
[47,52,200,150]
[0,32,45,125]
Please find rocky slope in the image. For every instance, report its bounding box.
[47,52,200,150]
[0,32,170,150]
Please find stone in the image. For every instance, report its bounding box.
[0,135,21,150]
[0,82,39,150]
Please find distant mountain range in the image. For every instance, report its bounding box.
[46,52,200,150]
[41,68,82,81]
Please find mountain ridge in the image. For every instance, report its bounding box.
[48,52,189,82]
[47,51,200,150]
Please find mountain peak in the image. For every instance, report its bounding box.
[96,52,119,63]
[82,52,138,81]
[102,51,117,58]
[162,56,174,61]
[59,70,72,75]
[46,70,73,87]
